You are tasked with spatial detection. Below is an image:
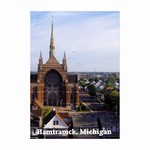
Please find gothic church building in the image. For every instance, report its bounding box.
[30,17,80,108]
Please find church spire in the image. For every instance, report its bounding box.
[49,16,55,58]
[38,51,43,71]
[63,51,66,60]
[39,51,43,63]
[40,51,43,61]
[63,51,67,70]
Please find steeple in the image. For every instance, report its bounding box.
[40,51,43,62]
[38,51,43,71]
[49,16,55,58]
[63,51,67,70]
[63,51,66,60]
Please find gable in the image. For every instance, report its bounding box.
[44,115,68,129]
[31,100,42,117]
[45,55,60,65]
[35,100,43,109]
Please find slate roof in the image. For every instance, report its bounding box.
[43,109,56,125]
[68,75,78,83]
[31,72,78,83]
[31,73,37,83]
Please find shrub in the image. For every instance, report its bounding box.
[42,107,51,118]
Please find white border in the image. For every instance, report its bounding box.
[0,0,150,149]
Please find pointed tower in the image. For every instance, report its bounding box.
[49,16,55,58]
[32,15,80,108]
[63,51,67,70]
[40,51,43,63]
[38,51,43,71]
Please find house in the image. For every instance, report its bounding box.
[43,109,71,129]
[115,81,119,89]
[31,100,43,117]
[30,100,43,128]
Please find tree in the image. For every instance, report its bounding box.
[79,80,87,92]
[105,75,115,87]
[89,78,94,83]
[94,77,99,83]
[42,107,51,118]
[87,84,97,97]
[79,80,87,88]
[80,78,86,82]
[104,90,119,113]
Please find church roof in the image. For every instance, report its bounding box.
[68,75,78,83]
[30,73,78,83]
[30,73,37,83]
[45,55,60,65]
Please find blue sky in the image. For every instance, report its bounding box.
[30,11,120,72]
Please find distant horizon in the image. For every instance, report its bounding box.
[31,11,120,72]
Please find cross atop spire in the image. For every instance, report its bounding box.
[49,16,55,58]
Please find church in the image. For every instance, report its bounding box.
[30,17,80,109]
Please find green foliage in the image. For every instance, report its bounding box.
[105,76,115,88]
[78,102,90,111]
[106,85,115,91]
[86,93,90,97]
[104,90,119,112]
[80,103,86,111]
[87,84,97,97]
[89,78,94,82]
[80,78,86,82]
[94,77,99,83]
[42,106,52,118]
[96,88,103,93]
[79,80,87,88]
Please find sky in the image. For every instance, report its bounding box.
[30,11,120,72]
